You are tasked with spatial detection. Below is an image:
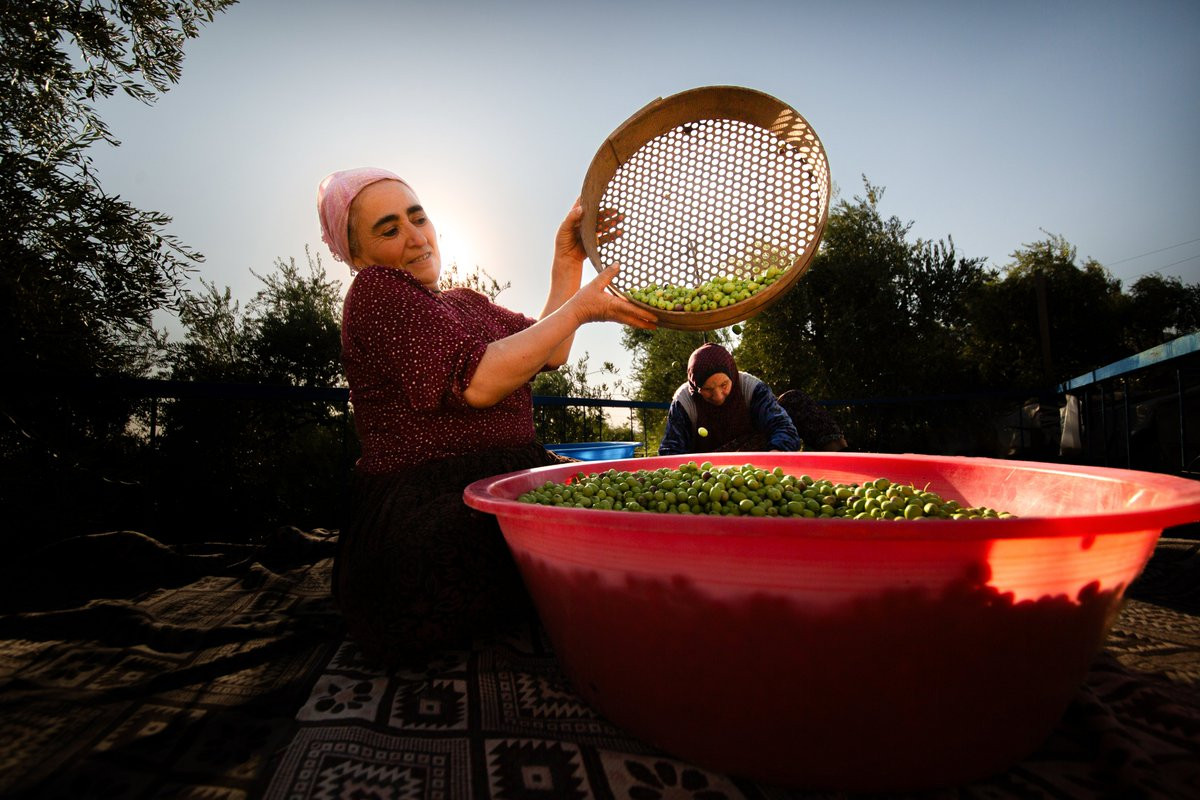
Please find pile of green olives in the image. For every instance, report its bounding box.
[517,461,1016,520]
[627,265,784,312]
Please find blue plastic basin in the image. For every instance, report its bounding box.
[543,441,641,461]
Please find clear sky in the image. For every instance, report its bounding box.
[89,0,1200,387]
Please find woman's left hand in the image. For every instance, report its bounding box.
[554,201,623,268]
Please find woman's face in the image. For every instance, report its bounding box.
[349,180,441,289]
[699,372,733,406]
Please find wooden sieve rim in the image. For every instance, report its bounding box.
[580,85,831,331]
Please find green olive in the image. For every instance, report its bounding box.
[625,267,786,312]
[517,463,1016,521]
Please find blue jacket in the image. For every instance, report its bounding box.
[658,372,801,455]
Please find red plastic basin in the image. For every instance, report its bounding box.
[463,452,1200,792]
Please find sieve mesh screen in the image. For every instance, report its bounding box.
[600,117,828,295]
[580,87,830,330]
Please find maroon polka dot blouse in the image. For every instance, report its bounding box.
[341,265,540,474]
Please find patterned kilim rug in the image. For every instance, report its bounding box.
[264,539,1200,800]
[1,532,1197,799]
[0,527,343,799]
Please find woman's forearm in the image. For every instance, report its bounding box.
[538,256,582,368]
[462,263,655,409]
[462,301,583,408]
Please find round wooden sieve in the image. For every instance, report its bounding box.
[580,86,831,331]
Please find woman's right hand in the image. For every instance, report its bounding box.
[570,263,658,329]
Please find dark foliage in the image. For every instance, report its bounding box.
[623,180,1198,458]
[153,250,349,541]
[0,0,238,555]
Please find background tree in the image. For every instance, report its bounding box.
[438,261,509,300]
[732,181,988,453]
[0,0,238,379]
[245,247,344,387]
[532,355,631,444]
[168,280,252,383]
[964,234,1127,389]
[1124,273,1200,354]
[156,249,346,539]
[0,0,238,553]
[165,249,343,383]
[736,181,987,397]
[737,182,909,399]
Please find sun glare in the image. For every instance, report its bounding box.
[437,219,480,273]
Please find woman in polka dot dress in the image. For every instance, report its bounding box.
[317,168,656,663]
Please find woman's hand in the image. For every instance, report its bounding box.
[554,201,624,266]
[568,263,657,329]
[550,201,643,327]
[554,201,588,267]
[542,202,636,331]
[551,202,624,296]
[545,202,587,312]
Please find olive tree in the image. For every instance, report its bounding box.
[1124,273,1200,353]
[0,0,238,551]
[719,181,989,453]
[0,0,239,382]
[964,234,1127,389]
[158,249,346,538]
[735,181,987,401]
[531,355,629,443]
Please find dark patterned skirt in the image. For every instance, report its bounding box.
[335,442,570,665]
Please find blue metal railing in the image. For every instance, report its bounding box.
[36,375,670,454]
[32,368,1196,475]
[1058,333,1200,393]
[13,372,1194,547]
[1055,333,1199,473]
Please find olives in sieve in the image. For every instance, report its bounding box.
[626,266,785,312]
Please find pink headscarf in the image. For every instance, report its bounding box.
[317,167,409,265]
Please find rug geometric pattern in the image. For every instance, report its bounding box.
[4,529,1198,799]
[266,542,1200,800]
